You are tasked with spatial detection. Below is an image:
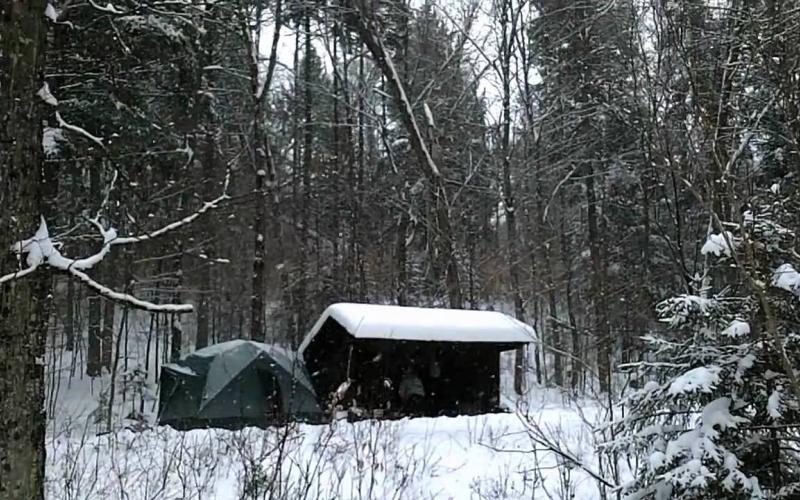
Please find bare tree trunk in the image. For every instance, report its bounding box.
[100,235,116,371]
[0,1,47,497]
[349,4,462,308]
[196,262,211,349]
[498,0,527,395]
[299,10,313,328]
[544,246,561,387]
[65,273,75,351]
[247,0,282,341]
[395,2,411,307]
[101,296,114,370]
[559,217,581,391]
[585,163,611,393]
[107,304,128,430]
[154,313,160,383]
[142,312,154,414]
[541,201,562,387]
[331,25,347,302]
[194,6,220,350]
[87,292,102,375]
[87,164,102,376]
[170,314,181,362]
[251,152,267,340]
[531,150,551,386]
[355,47,366,300]
[527,181,543,386]
[396,210,409,305]
[518,20,542,386]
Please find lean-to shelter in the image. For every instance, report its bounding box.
[158,339,323,429]
[299,303,536,418]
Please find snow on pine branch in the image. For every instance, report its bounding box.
[45,3,58,22]
[639,397,756,496]
[768,389,782,420]
[0,174,230,313]
[721,320,750,338]
[668,365,721,395]
[772,263,800,295]
[701,231,738,257]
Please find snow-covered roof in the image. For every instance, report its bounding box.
[299,303,536,353]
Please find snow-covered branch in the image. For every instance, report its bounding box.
[88,0,127,14]
[67,267,192,312]
[0,263,41,285]
[112,173,229,246]
[95,169,119,220]
[1,173,230,313]
[56,111,105,149]
[37,82,59,106]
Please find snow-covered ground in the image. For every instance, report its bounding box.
[45,316,612,499]
[47,405,606,499]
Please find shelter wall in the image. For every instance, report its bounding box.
[305,319,512,417]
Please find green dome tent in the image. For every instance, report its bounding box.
[158,340,324,429]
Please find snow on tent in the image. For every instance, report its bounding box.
[158,340,323,429]
[299,303,536,419]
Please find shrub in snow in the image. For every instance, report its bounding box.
[609,187,800,499]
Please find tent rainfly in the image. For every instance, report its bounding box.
[158,340,323,430]
[299,303,536,418]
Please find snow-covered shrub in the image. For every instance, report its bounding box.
[608,187,800,499]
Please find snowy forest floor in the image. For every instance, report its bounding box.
[47,408,608,499]
[45,316,619,499]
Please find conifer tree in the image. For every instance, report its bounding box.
[612,185,800,498]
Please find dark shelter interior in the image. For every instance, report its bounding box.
[303,318,523,418]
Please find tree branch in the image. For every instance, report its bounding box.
[68,267,192,312]
[55,110,105,149]
[0,172,230,314]
[112,173,230,246]
[0,263,40,285]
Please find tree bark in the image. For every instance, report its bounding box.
[247,0,281,342]
[65,268,75,351]
[0,1,48,497]
[585,163,611,393]
[560,217,581,391]
[498,0,527,395]
[170,315,181,363]
[296,9,313,336]
[194,3,220,350]
[251,153,267,340]
[394,1,411,307]
[87,164,102,376]
[101,295,114,370]
[100,241,116,371]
